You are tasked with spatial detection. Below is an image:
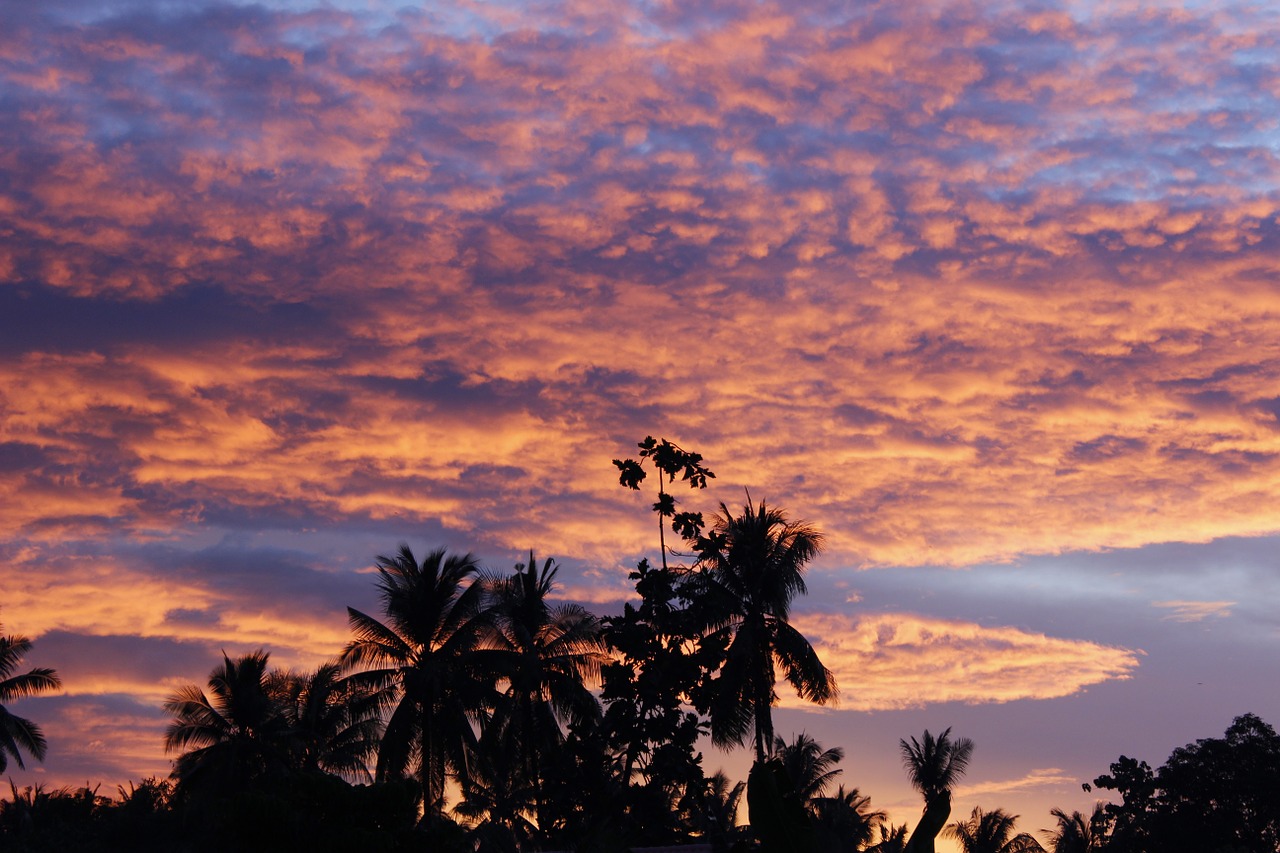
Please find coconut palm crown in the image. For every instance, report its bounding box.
[485,551,608,825]
[946,806,1045,853]
[770,731,844,803]
[899,727,975,853]
[340,545,498,815]
[900,727,975,803]
[163,649,293,795]
[694,497,837,762]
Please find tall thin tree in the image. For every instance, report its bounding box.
[341,546,498,815]
[900,727,974,853]
[485,551,608,828]
[695,498,837,762]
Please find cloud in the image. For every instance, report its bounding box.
[956,767,1077,799]
[2,0,1280,796]
[1153,600,1237,622]
[1,0,1278,571]
[0,542,361,667]
[790,613,1141,711]
[11,694,173,786]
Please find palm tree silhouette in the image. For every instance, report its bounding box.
[899,727,974,853]
[486,551,608,827]
[453,727,539,853]
[341,545,497,816]
[270,661,382,781]
[695,770,746,852]
[695,498,837,762]
[0,623,61,773]
[867,822,910,853]
[164,650,293,796]
[770,731,844,803]
[945,806,1044,853]
[1040,805,1106,853]
[812,785,888,852]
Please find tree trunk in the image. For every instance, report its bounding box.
[904,791,951,853]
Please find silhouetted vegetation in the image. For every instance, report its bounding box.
[901,727,974,853]
[1,616,61,773]
[1085,713,1280,853]
[944,807,1042,853]
[1,440,1278,851]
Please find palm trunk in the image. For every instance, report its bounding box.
[421,692,442,819]
[753,626,775,764]
[904,791,951,853]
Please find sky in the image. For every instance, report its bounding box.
[2,0,1279,844]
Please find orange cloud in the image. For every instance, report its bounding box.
[0,0,1278,574]
[1153,600,1236,622]
[789,613,1141,711]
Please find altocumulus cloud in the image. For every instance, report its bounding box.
[1,0,1278,793]
[3,0,1280,568]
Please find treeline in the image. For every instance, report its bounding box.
[2,438,1278,852]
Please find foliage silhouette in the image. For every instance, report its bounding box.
[486,551,608,829]
[597,557,716,846]
[691,770,747,852]
[164,649,294,798]
[536,716,637,850]
[945,806,1044,853]
[770,731,844,804]
[614,435,715,570]
[340,545,498,815]
[269,661,382,781]
[866,821,910,853]
[811,785,887,853]
[1040,804,1106,853]
[747,757,817,853]
[900,727,974,853]
[694,497,836,762]
[1088,712,1280,853]
[452,726,539,853]
[39,519,1279,853]
[0,619,61,773]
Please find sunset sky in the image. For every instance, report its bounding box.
[3,0,1280,843]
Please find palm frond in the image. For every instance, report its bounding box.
[771,619,838,705]
[0,708,47,766]
[0,668,62,701]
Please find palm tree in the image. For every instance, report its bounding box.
[771,731,844,804]
[1040,804,1106,853]
[695,497,837,762]
[811,785,887,852]
[269,661,382,781]
[164,650,293,796]
[946,807,1044,853]
[899,727,974,853]
[340,545,498,815]
[485,551,609,826]
[0,623,61,772]
[453,727,539,853]
[867,822,909,853]
[695,770,746,852]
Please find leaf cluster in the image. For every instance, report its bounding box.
[1088,714,1280,853]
